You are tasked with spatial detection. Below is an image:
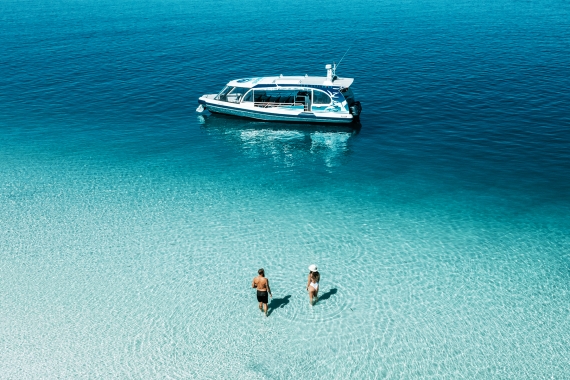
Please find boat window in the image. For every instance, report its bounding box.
[242,90,253,102]
[254,90,300,106]
[226,87,250,103]
[313,90,331,105]
[215,86,234,101]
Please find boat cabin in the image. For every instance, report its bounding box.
[213,74,355,113]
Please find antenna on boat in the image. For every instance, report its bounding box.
[335,46,352,73]
[324,43,354,84]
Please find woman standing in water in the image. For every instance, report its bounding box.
[306,264,320,305]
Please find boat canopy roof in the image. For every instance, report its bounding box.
[226,76,354,89]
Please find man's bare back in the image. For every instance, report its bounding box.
[252,276,269,291]
[252,269,272,316]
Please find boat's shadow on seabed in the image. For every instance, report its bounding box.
[197,113,361,167]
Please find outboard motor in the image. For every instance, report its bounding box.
[349,101,362,120]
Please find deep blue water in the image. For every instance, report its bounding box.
[1,0,570,378]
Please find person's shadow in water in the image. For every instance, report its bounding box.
[267,295,291,316]
[316,288,338,303]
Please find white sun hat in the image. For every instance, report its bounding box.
[308,264,318,272]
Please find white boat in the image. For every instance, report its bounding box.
[196,64,362,124]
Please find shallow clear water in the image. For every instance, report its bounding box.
[1,0,570,378]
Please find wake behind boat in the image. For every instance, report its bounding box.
[196,64,362,124]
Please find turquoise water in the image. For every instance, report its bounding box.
[1,0,570,378]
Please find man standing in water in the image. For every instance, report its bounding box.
[252,268,272,316]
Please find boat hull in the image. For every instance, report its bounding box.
[198,98,354,124]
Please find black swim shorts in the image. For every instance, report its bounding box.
[257,290,268,303]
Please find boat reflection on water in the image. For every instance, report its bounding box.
[197,113,361,168]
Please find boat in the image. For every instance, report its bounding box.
[196,64,362,124]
